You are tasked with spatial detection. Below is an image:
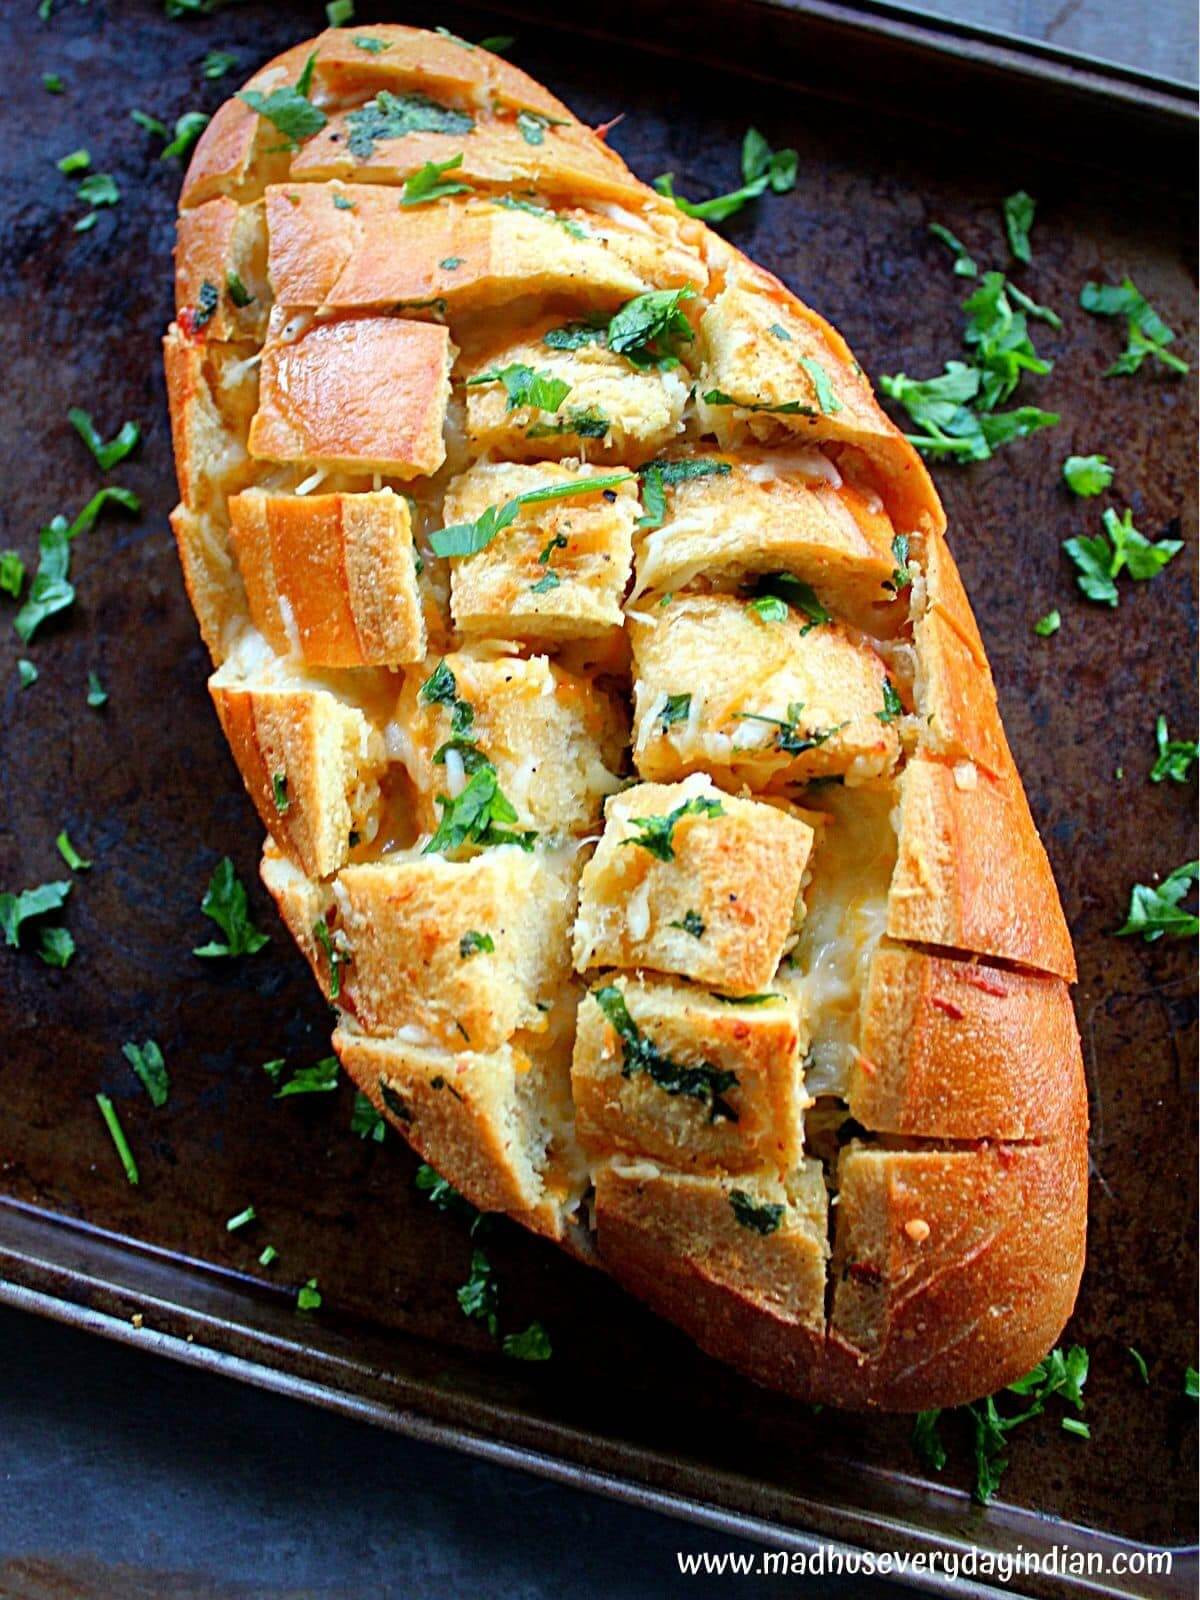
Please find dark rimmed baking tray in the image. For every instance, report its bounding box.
[0,3,1195,1595]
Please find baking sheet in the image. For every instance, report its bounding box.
[0,3,1195,1595]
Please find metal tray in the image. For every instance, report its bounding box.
[1,3,1195,1595]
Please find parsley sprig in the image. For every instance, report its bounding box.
[240,52,326,149]
[68,408,140,471]
[193,857,270,958]
[1150,716,1198,784]
[1115,861,1198,942]
[620,794,723,862]
[1080,277,1188,377]
[467,363,570,415]
[654,128,797,224]
[400,153,472,207]
[430,473,631,559]
[1063,507,1181,607]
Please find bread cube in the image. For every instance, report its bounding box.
[228,489,425,668]
[572,976,807,1174]
[210,660,388,880]
[264,187,646,316]
[248,317,453,478]
[594,1157,829,1334]
[629,453,908,636]
[392,648,627,839]
[629,592,901,789]
[169,503,247,664]
[461,324,688,465]
[163,326,256,514]
[572,775,813,992]
[441,461,638,640]
[334,992,587,1242]
[174,197,269,344]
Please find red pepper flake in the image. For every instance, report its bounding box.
[960,970,1008,998]
[177,305,207,342]
[847,1260,883,1287]
[593,113,625,141]
[930,995,964,1020]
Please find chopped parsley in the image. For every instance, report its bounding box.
[425,765,535,856]
[95,1094,138,1186]
[1002,189,1035,264]
[274,1055,340,1098]
[658,692,692,730]
[439,256,462,269]
[748,572,831,632]
[669,910,705,939]
[729,1189,784,1234]
[593,984,738,1122]
[734,704,846,756]
[430,472,631,558]
[467,363,570,415]
[542,316,607,352]
[636,457,730,530]
[0,880,70,951]
[459,929,495,958]
[400,153,472,207]
[768,321,793,340]
[492,194,588,239]
[1127,1347,1150,1385]
[516,110,564,145]
[42,72,65,93]
[201,50,238,79]
[1062,453,1113,496]
[326,0,354,24]
[880,271,1059,461]
[1080,277,1188,377]
[296,1278,322,1311]
[1186,1367,1199,1399]
[529,571,560,593]
[352,35,390,53]
[458,1247,499,1335]
[607,287,696,370]
[1150,715,1198,784]
[77,173,120,207]
[56,149,91,175]
[415,1161,483,1230]
[332,193,355,211]
[877,680,903,723]
[226,1204,256,1231]
[912,1345,1089,1502]
[87,670,107,707]
[345,90,473,160]
[797,356,842,414]
[15,489,141,643]
[1115,860,1198,941]
[258,1244,278,1266]
[654,127,796,224]
[620,794,723,862]
[1,550,24,597]
[351,1091,386,1142]
[1033,609,1061,637]
[526,405,611,440]
[160,111,210,161]
[702,388,813,416]
[122,1039,169,1107]
[271,771,289,813]
[502,1321,552,1361]
[887,533,913,592]
[477,34,515,52]
[37,927,74,967]
[239,52,326,149]
[1063,507,1181,607]
[18,660,37,688]
[312,916,349,999]
[748,594,787,623]
[56,830,90,872]
[131,110,169,140]
[928,222,977,278]
[67,409,140,471]
[193,857,270,958]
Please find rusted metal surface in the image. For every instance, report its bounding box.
[0,2,1194,1593]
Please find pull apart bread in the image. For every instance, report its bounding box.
[166,25,1086,1410]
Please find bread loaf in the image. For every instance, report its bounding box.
[166,24,1086,1409]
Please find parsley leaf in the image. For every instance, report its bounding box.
[729,1189,784,1234]
[467,363,570,415]
[750,572,831,631]
[345,91,473,159]
[1080,277,1188,376]
[1034,609,1061,637]
[1002,189,1036,264]
[240,52,326,148]
[542,316,607,352]
[67,407,140,471]
[928,222,977,277]
[77,173,119,207]
[131,109,168,140]
[1127,1347,1150,1385]
[733,705,847,756]
[201,50,237,79]
[669,909,705,938]
[1115,860,1198,941]
[1186,1367,1199,1400]
[1062,453,1113,496]
[415,1161,483,1229]
[1063,507,1181,607]
[702,387,814,416]
[459,929,495,958]
[797,356,842,414]
[658,692,692,730]
[56,830,90,872]
[636,457,730,530]
[326,0,354,23]
[430,472,630,559]
[14,522,73,643]
[654,127,796,223]
[1150,715,1198,784]
[56,149,90,175]
[18,660,37,688]
[296,1278,322,1311]
[400,153,472,207]
[457,1247,499,1336]
[517,110,565,145]
[161,110,210,161]
[877,679,903,724]
[351,1090,386,1142]
[352,35,390,53]
[620,795,723,862]
[193,857,270,958]
[958,1346,1089,1503]
[887,533,913,593]
[1,550,25,598]
[312,916,348,999]
[38,926,75,968]
[122,1039,169,1107]
[502,1320,552,1361]
[274,1055,340,1098]
[226,1204,257,1231]
[424,765,534,856]
[749,594,787,623]
[607,288,695,370]
[87,670,107,707]
[593,984,738,1122]
[42,73,65,94]
[526,405,611,441]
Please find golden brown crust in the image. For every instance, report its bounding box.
[889,754,1077,982]
[172,29,1084,1414]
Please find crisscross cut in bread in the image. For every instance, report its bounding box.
[167,26,1085,1410]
